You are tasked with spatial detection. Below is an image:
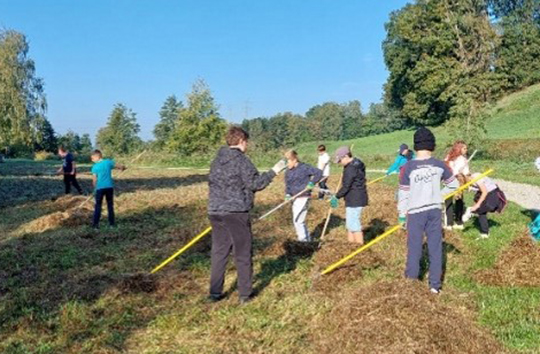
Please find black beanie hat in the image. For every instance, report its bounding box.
[414,127,436,151]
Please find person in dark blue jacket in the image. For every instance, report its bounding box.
[284,150,323,242]
[57,146,83,195]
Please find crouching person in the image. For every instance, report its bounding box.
[284,150,323,242]
[332,146,368,244]
[462,173,507,239]
[208,126,286,304]
[90,150,126,229]
[398,128,458,294]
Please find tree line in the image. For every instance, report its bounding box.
[1,0,539,159]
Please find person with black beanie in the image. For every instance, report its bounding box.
[398,127,459,294]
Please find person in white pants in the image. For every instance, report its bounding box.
[284,150,323,242]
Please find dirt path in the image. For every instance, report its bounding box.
[495,179,540,212]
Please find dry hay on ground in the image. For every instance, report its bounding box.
[19,196,93,234]
[311,240,386,291]
[312,280,507,354]
[476,235,540,287]
[118,273,158,294]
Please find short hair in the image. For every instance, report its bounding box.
[285,149,298,161]
[226,126,249,146]
[92,149,103,158]
[58,146,66,152]
[317,144,326,152]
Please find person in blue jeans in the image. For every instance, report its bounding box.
[90,150,126,229]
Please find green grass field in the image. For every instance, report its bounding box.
[1,160,539,353]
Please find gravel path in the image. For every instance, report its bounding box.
[494,179,540,212]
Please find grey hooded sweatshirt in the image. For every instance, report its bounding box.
[208,147,276,215]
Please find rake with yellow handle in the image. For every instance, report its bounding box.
[320,168,494,275]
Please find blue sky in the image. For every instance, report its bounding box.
[2,0,409,140]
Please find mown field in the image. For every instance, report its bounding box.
[1,160,539,353]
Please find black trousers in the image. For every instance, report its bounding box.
[64,174,83,194]
[93,188,115,227]
[445,198,464,226]
[475,190,500,234]
[208,213,252,299]
[318,178,329,199]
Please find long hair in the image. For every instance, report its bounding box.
[445,140,467,162]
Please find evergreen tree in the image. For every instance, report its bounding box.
[33,116,57,152]
[96,103,142,155]
[153,95,183,148]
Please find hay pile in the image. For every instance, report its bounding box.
[20,196,92,233]
[476,236,540,287]
[312,280,507,353]
[312,240,386,291]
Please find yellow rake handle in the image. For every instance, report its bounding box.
[321,168,494,275]
[367,175,387,186]
[151,226,212,274]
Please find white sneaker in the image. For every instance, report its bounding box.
[430,288,441,294]
[462,208,473,223]
[453,224,464,231]
[444,226,453,231]
[478,233,489,239]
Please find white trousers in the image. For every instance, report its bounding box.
[292,197,310,242]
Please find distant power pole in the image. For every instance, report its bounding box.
[244,100,251,120]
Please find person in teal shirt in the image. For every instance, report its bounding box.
[386,143,415,176]
[90,149,126,229]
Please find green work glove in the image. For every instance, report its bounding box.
[398,216,407,224]
[285,194,292,201]
[307,181,315,190]
[330,196,338,209]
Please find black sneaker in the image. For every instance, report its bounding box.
[206,294,224,303]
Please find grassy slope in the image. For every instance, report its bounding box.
[0,163,539,353]
[295,83,540,185]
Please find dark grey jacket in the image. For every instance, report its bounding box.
[208,147,276,214]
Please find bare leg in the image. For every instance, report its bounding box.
[353,231,364,244]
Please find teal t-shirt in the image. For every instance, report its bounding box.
[91,159,116,190]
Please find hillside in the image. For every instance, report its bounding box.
[295,83,540,185]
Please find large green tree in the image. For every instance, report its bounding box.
[305,102,344,141]
[383,0,499,128]
[0,29,47,152]
[153,95,183,148]
[58,130,82,153]
[490,0,540,89]
[96,103,142,155]
[167,80,227,155]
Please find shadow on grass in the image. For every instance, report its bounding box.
[418,238,461,285]
[0,203,210,352]
[252,240,318,296]
[0,173,207,209]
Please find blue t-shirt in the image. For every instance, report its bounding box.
[91,159,116,190]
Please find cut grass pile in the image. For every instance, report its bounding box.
[476,236,540,287]
[312,280,508,354]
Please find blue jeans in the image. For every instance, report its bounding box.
[93,188,115,227]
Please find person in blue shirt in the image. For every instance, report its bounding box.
[386,144,415,176]
[90,149,126,229]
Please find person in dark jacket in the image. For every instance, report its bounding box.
[331,146,368,244]
[284,150,323,242]
[207,126,286,304]
[57,146,83,195]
